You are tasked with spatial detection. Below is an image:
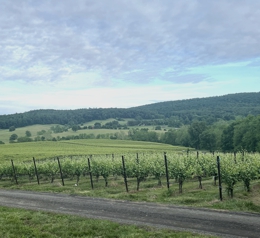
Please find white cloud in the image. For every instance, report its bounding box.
[0,0,260,114]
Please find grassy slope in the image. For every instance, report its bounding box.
[0,119,169,144]
[0,139,186,162]
[0,124,56,144]
[0,123,121,144]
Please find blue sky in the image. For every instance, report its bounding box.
[1,0,260,115]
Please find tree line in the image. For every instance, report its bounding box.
[1,92,260,129]
[5,114,260,153]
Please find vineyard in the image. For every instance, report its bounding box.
[1,151,260,199]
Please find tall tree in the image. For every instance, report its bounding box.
[200,130,217,152]
[221,122,236,152]
[25,130,32,137]
[188,121,207,149]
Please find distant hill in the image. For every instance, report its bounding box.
[0,92,259,129]
[133,92,260,123]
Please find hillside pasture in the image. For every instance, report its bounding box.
[0,118,170,144]
[0,139,186,162]
[0,124,57,144]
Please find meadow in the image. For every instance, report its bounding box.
[0,119,169,144]
[0,139,185,162]
[0,123,122,144]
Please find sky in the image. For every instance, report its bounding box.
[1,0,260,115]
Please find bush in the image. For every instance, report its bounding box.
[9,134,18,141]
[9,126,15,132]
[17,137,33,143]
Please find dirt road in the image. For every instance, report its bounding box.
[0,189,259,237]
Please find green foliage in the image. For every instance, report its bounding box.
[94,122,102,128]
[1,92,260,154]
[1,92,260,130]
[50,125,69,133]
[168,116,182,127]
[128,128,159,142]
[199,130,217,152]
[155,125,162,130]
[9,126,16,131]
[9,133,18,141]
[25,130,32,137]
[1,151,260,214]
[71,125,80,132]
[37,130,46,135]
[188,121,207,149]
[17,137,33,143]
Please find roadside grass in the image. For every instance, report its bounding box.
[1,173,260,214]
[0,139,186,162]
[0,206,210,238]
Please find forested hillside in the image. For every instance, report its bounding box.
[134,92,260,124]
[0,92,259,129]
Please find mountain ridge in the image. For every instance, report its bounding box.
[0,92,259,129]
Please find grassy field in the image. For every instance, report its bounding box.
[0,123,123,144]
[0,206,210,238]
[0,118,170,144]
[0,139,186,162]
[0,124,56,144]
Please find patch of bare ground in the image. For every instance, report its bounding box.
[251,183,260,205]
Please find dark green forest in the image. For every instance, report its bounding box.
[1,92,260,129]
[1,92,260,152]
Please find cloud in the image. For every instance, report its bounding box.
[0,0,260,115]
[1,0,260,87]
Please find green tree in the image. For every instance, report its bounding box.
[155,125,161,130]
[233,115,260,152]
[17,137,33,142]
[94,122,102,129]
[72,125,79,132]
[168,116,182,128]
[9,134,18,141]
[199,130,217,152]
[9,126,15,132]
[221,122,236,152]
[188,121,207,149]
[161,129,177,145]
[25,130,32,137]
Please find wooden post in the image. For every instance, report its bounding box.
[88,158,94,189]
[164,152,170,190]
[11,159,18,185]
[57,157,64,186]
[33,157,40,185]
[217,156,222,201]
[122,156,128,192]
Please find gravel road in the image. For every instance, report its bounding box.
[0,189,259,237]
